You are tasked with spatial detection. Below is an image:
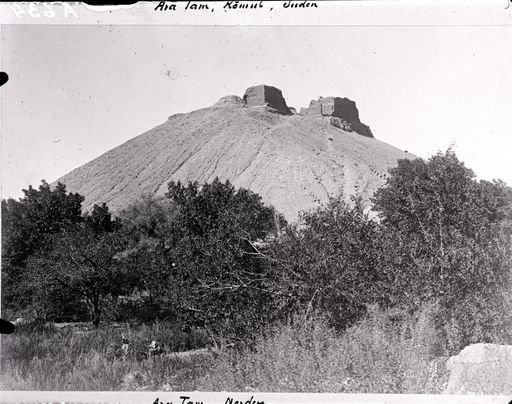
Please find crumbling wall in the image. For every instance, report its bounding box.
[305,96,374,138]
[332,97,359,123]
[321,102,335,115]
[215,95,243,106]
[239,87,373,137]
[244,85,267,107]
[307,99,322,116]
[350,121,373,138]
[243,85,291,115]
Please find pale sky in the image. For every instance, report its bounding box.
[1,24,511,199]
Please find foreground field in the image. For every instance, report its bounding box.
[0,321,215,391]
[0,308,446,393]
[2,307,512,393]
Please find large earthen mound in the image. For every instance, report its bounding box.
[56,86,413,221]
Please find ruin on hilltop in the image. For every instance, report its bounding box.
[214,85,374,138]
[243,85,292,115]
[304,96,374,138]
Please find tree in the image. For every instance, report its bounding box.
[166,178,280,241]
[163,178,281,340]
[373,150,508,242]
[84,203,121,234]
[372,150,512,350]
[1,181,84,310]
[116,195,179,322]
[119,194,176,240]
[23,204,136,326]
[268,196,387,330]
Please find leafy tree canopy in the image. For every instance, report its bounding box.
[269,196,387,330]
[163,178,282,340]
[2,181,85,311]
[23,203,137,326]
[166,178,281,242]
[2,181,84,269]
[373,150,512,241]
[373,150,512,350]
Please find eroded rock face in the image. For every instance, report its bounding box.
[444,343,512,394]
[243,85,291,115]
[305,96,374,138]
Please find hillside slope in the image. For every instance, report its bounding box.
[57,97,413,221]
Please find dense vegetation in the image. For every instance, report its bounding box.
[2,150,512,391]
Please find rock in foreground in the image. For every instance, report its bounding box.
[444,343,512,394]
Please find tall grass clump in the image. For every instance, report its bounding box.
[0,322,213,391]
[199,305,449,393]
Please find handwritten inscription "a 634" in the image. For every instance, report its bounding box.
[10,3,78,18]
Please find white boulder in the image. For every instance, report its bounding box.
[444,343,512,394]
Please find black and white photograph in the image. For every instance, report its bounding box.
[1,1,512,400]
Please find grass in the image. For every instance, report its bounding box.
[199,306,449,393]
[0,322,214,391]
[2,306,511,393]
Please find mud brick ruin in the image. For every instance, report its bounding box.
[305,96,374,138]
[224,85,374,138]
[243,85,292,115]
